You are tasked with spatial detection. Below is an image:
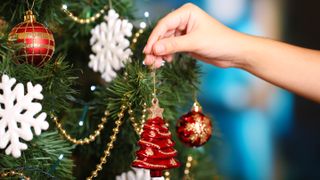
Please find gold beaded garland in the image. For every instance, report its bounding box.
[52,110,110,145]
[164,170,170,180]
[128,102,147,135]
[131,29,145,48]
[61,4,108,24]
[86,105,127,180]
[0,170,30,180]
[183,155,194,180]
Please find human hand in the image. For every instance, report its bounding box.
[143,3,250,69]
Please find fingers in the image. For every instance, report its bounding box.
[163,55,173,62]
[143,4,192,54]
[144,35,189,67]
[144,55,164,68]
[153,35,190,55]
[144,54,156,65]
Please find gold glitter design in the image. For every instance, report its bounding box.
[144,124,171,137]
[159,149,176,156]
[16,32,54,41]
[134,160,167,168]
[149,130,156,137]
[185,114,211,144]
[140,140,160,149]
[145,148,154,156]
[170,159,177,166]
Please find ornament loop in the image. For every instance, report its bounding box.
[191,100,202,113]
[152,97,158,105]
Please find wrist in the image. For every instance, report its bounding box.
[232,33,259,70]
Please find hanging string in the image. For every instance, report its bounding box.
[109,0,113,10]
[151,60,158,106]
[26,0,35,11]
[193,91,198,103]
[152,69,156,99]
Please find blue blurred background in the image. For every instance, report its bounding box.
[134,0,320,179]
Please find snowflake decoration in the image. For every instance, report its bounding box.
[0,74,48,158]
[89,9,133,82]
[116,167,151,180]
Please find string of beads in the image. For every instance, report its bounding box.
[128,102,147,135]
[61,4,108,24]
[86,104,127,180]
[0,170,30,180]
[52,110,110,145]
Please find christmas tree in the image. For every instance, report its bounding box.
[0,0,218,179]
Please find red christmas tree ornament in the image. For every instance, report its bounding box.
[176,101,212,147]
[8,10,55,66]
[132,98,180,178]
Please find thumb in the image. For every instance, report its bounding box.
[152,36,190,56]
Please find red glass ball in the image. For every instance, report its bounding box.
[176,110,212,147]
[9,13,55,66]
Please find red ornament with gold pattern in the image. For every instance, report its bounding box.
[8,10,55,66]
[132,98,180,178]
[176,101,212,147]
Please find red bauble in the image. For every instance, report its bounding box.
[132,99,180,177]
[9,10,55,66]
[176,101,212,147]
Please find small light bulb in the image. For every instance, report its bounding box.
[139,22,147,29]
[58,154,64,160]
[79,121,84,126]
[144,11,149,18]
[62,4,68,10]
[90,85,96,91]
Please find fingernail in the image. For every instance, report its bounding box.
[143,46,146,53]
[155,44,164,54]
[142,60,146,65]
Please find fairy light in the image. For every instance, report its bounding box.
[90,85,96,91]
[49,154,65,174]
[139,22,147,29]
[144,11,150,18]
[59,154,64,160]
[62,4,68,10]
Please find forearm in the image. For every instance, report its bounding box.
[240,35,320,102]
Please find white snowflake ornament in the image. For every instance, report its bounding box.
[0,74,48,158]
[89,9,133,82]
[116,167,151,180]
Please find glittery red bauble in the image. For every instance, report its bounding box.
[8,10,55,66]
[176,102,212,147]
